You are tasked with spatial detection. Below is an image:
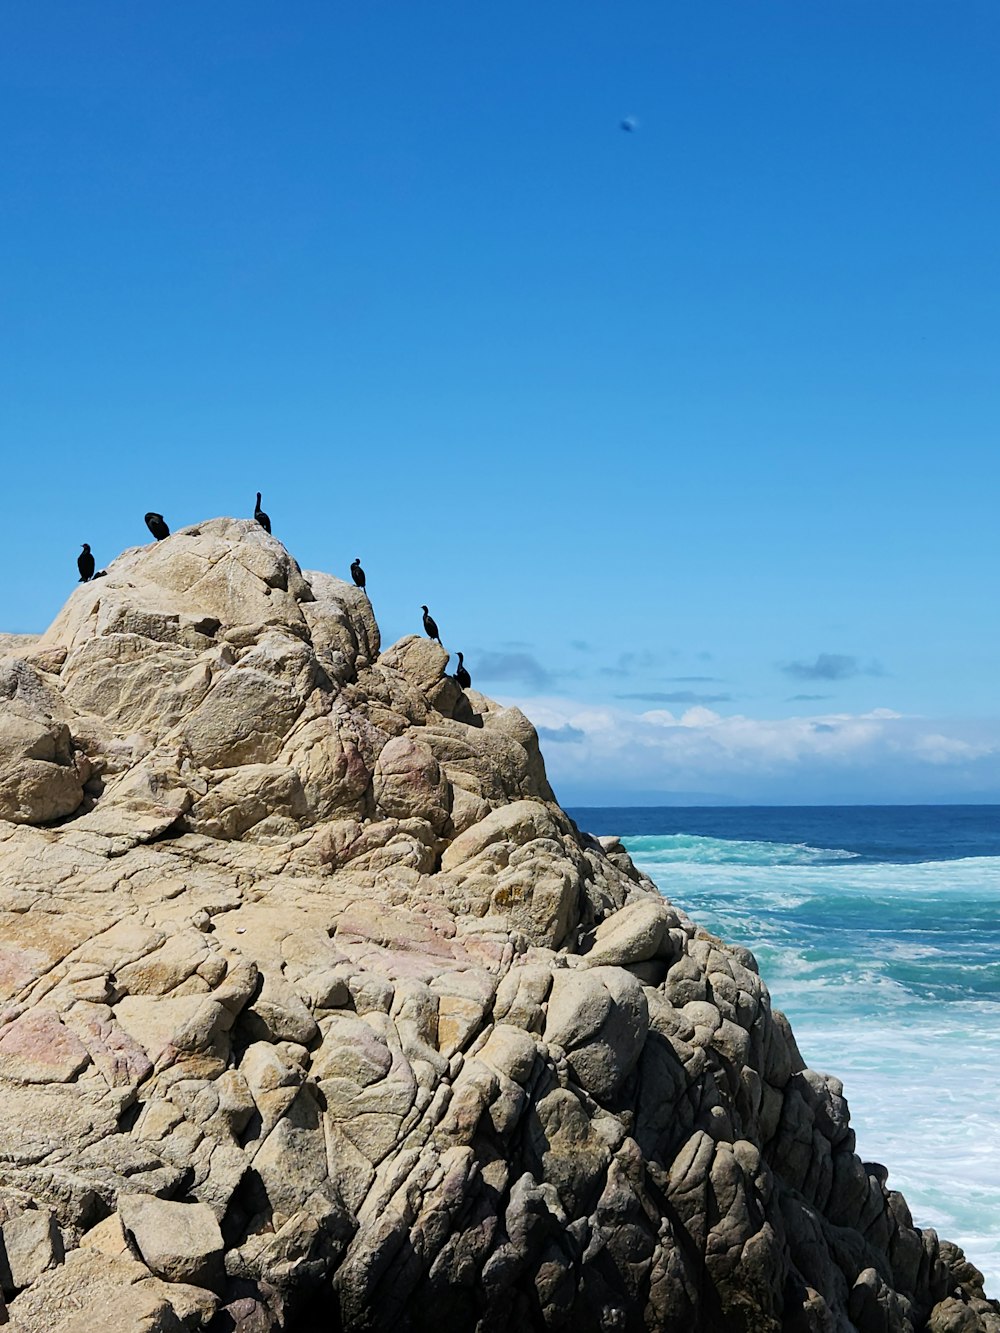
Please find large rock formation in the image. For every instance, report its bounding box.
[0,518,994,1333]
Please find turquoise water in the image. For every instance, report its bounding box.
[569,809,1000,1293]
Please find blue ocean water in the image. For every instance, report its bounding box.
[569,806,1000,1293]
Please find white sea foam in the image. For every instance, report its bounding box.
[626,834,1000,1292]
[792,1006,1000,1289]
[633,833,859,866]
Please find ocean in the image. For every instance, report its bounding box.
[568,805,1000,1293]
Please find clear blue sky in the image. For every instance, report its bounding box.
[3,2,999,802]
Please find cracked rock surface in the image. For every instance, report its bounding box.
[0,517,995,1332]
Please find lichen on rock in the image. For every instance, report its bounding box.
[0,517,995,1332]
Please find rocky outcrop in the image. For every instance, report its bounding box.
[0,518,994,1333]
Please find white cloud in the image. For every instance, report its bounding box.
[500,696,1000,803]
[907,732,996,764]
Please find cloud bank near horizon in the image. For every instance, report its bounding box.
[504,695,1000,804]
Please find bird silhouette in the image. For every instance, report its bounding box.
[254,492,271,534]
[455,652,471,689]
[421,605,441,644]
[351,558,366,590]
[144,513,170,541]
[77,544,95,582]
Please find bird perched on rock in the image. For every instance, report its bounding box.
[144,512,170,541]
[455,652,471,689]
[77,544,95,582]
[421,605,441,644]
[351,558,366,590]
[254,492,271,534]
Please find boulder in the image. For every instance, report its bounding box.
[373,735,450,831]
[0,1010,91,1084]
[0,706,83,825]
[583,898,679,968]
[118,1195,224,1288]
[543,965,649,1099]
[440,799,562,871]
[378,635,450,694]
[6,1249,186,1333]
[0,1207,63,1293]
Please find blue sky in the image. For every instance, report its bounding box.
[2,2,999,803]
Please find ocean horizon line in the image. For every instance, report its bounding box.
[566,800,1000,810]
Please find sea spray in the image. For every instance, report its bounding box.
[620,826,1000,1290]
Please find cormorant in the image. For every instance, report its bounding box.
[77,544,95,582]
[455,652,471,690]
[351,558,366,590]
[254,492,271,534]
[145,512,170,541]
[421,605,441,644]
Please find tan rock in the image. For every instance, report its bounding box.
[60,633,212,738]
[0,706,83,825]
[0,1010,90,1085]
[440,799,561,872]
[543,966,649,1100]
[114,995,231,1062]
[282,713,371,824]
[176,634,313,770]
[151,1280,219,1330]
[373,735,450,831]
[6,1249,186,1333]
[250,1086,333,1224]
[242,971,317,1046]
[184,763,309,841]
[0,633,40,657]
[301,570,380,671]
[493,961,553,1032]
[312,1013,392,1085]
[48,1286,184,1333]
[478,1024,539,1085]
[118,1194,224,1288]
[583,898,678,968]
[448,785,491,835]
[378,635,450,694]
[38,519,313,662]
[0,1207,63,1292]
[79,1212,129,1257]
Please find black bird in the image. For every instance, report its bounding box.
[421,605,441,644]
[144,512,170,541]
[77,544,95,582]
[351,558,366,590]
[455,652,471,690]
[254,492,271,534]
